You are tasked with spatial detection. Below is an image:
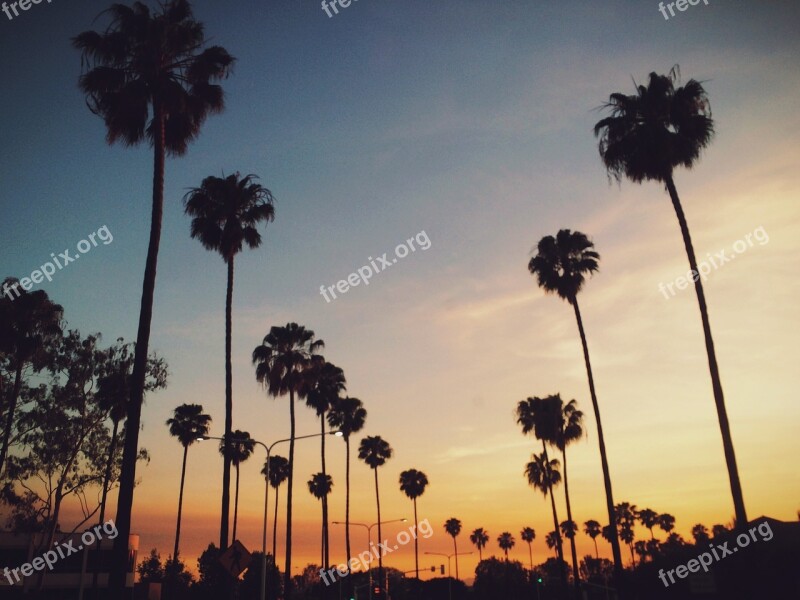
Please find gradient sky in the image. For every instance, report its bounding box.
[1,0,799,581]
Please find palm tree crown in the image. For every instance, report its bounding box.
[470,528,489,560]
[252,323,325,397]
[308,473,333,499]
[358,436,393,468]
[399,469,429,500]
[497,532,515,559]
[167,404,212,447]
[265,455,290,489]
[528,229,599,303]
[525,452,561,495]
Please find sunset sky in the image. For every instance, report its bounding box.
[1,0,799,581]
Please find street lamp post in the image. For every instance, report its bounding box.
[199,430,342,600]
[424,551,472,600]
[332,518,407,600]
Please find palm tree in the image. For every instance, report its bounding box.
[638,509,659,540]
[528,229,625,587]
[521,527,536,570]
[0,278,63,477]
[545,531,560,559]
[184,171,275,547]
[221,430,255,542]
[583,520,602,559]
[253,322,324,595]
[691,524,710,546]
[358,435,393,588]
[594,68,746,529]
[444,518,462,580]
[308,473,334,567]
[73,4,234,586]
[614,503,638,568]
[525,451,564,576]
[560,520,578,545]
[658,513,676,536]
[263,455,289,563]
[470,528,489,562]
[304,360,345,568]
[517,398,568,588]
[327,397,366,574]
[399,469,429,578]
[497,532,515,561]
[166,404,211,560]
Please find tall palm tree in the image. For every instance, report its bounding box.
[497,532,515,561]
[166,404,211,560]
[73,4,234,586]
[304,360,345,568]
[594,68,746,529]
[327,397,366,574]
[358,435,393,589]
[525,451,565,586]
[253,323,324,595]
[470,528,489,562]
[520,527,536,570]
[221,430,255,542]
[517,397,568,589]
[184,171,275,548]
[637,509,659,540]
[308,473,334,567]
[263,455,289,561]
[399,468,429,579]
[583,520,602,559]
[614,503,638,568]
[528,229,625,587]
[0,278,63,477]
[444,518,462,580]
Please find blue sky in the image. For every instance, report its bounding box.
[2,0,799,575]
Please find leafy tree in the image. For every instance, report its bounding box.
[163,556,195,600]
[691,523,710,546]
[473,557,529,600]
[252,322,324,595]
[239,551,282,600]
[594,67,746,529]
[399,468,429,579]
[193,544,230,600]
[579,555,614,586]
[137,549,164,583]
[184,171,275,550]
[73,4,234,588]
[470,527,489,562]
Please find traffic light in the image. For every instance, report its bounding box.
[537,576,543,583]
[440,564,445,575]
[373,585,382,597]
[430,566,436,572]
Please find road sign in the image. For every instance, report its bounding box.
[219,540,252,578]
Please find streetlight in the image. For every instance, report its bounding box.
[199,430,343,600]
[332,518,407,600]
[424,551,472,600]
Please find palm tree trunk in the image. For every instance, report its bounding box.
[272,485,279,561]
[542,443,567,591]
[284,389,296,597]
[232,464,240,542]
[629,544,636,569]
[453,536,459,580]
[320,415,329,569]
[665,175,747,528]
[571,298,625,589]
[171,444,189,561]
[561,446,581,596]
[345,438,352,568]
[528,542,533,570]
[0,364,23,477]
[92,418,120,598]
[109,105,165,594]
[220,257,235,550]
[593,538,598,560]
[413,498,419,579]
[374,467,383,590]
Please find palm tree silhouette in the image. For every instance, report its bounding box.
[399,468,429,579]
[658,513,676,536]
[594,67,746,529]
[638,509,659,540]
[358,435,393,589]
[73,5,234,583]
[183,171,274,548]
[583,520,602,559]
[263,455,290,562]
[525,451,565,586]
[691,524,710,546]
[305,360,346,569]
[470,528,489,562]
[545,531,560,559]
[220,430,255,542]
[0,278,63,477]
[497,532,515,561]
[167,404,211,559]
[327,397,367,575]
[308,473,334,567]
[528,229,625,586]
[253,322,324,595]
[444,518,463,580]
[520,527,536,570]
[614,503,638,568]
